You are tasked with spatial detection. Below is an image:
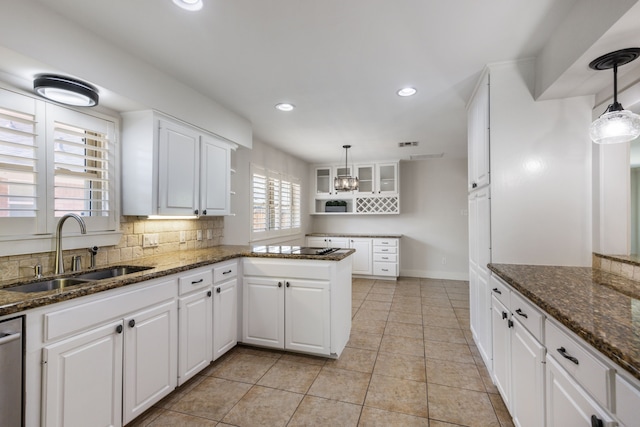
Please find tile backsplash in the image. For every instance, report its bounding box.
[0,216,224,281]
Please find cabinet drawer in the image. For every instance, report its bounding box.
[178,268,213,295]
[373,246,397,254]
[546,320,613,408]
[489,275,510,307]
[510,291,544,342]
[373,262,397,276]
[373,253,397,263]
[373,238,397,247]
[213,260,238,283]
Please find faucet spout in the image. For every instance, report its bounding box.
[54,213,87,274]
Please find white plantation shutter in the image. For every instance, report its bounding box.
[251,164,301,239]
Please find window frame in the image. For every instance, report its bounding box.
[0,83,121,257]
[250,163,301,241]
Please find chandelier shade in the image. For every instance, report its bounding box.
[334,145,359,192]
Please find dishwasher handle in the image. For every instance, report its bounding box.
[0,331,21,345]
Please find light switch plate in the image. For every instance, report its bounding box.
[143,234,159,248]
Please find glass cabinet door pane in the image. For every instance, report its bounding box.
[378,164,396,193]
[357,165,374,193]
[316,168,331,193]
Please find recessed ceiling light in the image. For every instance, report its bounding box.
[397,87,417,97]
[172,0,203,11]
[275,103,295,112]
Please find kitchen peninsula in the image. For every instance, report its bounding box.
[0,245,354,427]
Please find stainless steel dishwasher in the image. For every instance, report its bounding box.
[0,316,23,426]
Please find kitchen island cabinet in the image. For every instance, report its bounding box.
[242,256,351,357]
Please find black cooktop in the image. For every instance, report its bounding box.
[251,246,340,256]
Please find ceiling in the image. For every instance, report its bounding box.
[4,0,640,163]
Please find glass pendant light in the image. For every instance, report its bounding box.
[589,48,640,144]
[334,145,359,191]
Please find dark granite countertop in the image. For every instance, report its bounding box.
[595,252,640,268]
[0,245,354,318]
[307,233,402,239]
[488,263,640,381]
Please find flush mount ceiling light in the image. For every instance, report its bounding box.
[589,48,640,144]
[33,75,99,107]
[334,145,359,192]
[172,0,203,11]
[397,87,417,97]
[275,103,295,112]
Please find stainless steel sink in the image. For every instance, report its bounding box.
[75,265,152,280]
[6,278,91,293]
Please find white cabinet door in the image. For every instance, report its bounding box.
[200,135,230,216]
[349,238,372,275]
[178,288,213,386]
[242,276,284,349]
[476,272,492,365]
[467,72,490,190]
[157,119,200,215]
[511,319,545,427]
[491,296,511,410]
[307,236,328,248]
[42,320,123,427]
[376,163,398,194]
[315,166,333,196]
[123,300,178,425]
[355,164,375,194]
[326,237,349,248]
[546,357,615,427]
[284,279,331,355]
[213,278,238,360]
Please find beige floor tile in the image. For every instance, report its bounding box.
[127,406,164,426]
[423,325,467,344]
[489,393,516,427]
[358,406,429,426]
[351,318,387,334]
[171,377,251,421]
[288,395,362,427]
[390,302,423,315]
[393,295,423,305]
[365,292,394,302]
[353,308,390,322]
[257,360,322,393]
[373,351,426,382]
[234,345,283,359]
[451,299,470,309]
[384,321,424,339]
[429,419,461,426]
[421,296,452,307]
[477,362,499,394]
[394,287,421,297]
[369,287,395,295]
[422,305,456,317]
[347,330,383,351]
[146,409,218,426]
[421,288,449,298]
[423,313,459,329]
[221,385,303,427]
[360,300,392,311]
[380,334,425,357]
[453,307,470,319]
[426,358,485,392]
[154,374,206,409]
[387,310,423,325]
[280,352,327,366]
[326,346,378,373]
[425,341,475,365]
[308,367,371,404]
[428,383,500,426]
[212,353,277,383]
[352,291,368,301]
[364,374,428,418]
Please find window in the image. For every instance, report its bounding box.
[0,86,118,253]
[251,164,301,239]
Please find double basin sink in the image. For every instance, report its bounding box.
[5,266,153,293]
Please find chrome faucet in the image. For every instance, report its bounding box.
[54,213,87,274]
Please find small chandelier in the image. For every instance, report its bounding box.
[334,145,359,192]
[589,48,640,144]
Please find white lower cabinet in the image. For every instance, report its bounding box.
[546,356,615,427]
[491,295,511,408]
[123,300,177,425]
[39,278,178,427]
[213,276,238,360]
[242,258,352,357]
[178,288,213,386]
[42,321,123,427]
[372,238,399,278]
[349,238,372,275]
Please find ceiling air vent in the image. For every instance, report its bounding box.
[398,141,419,147]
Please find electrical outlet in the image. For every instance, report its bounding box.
[143,234,159,248]
[207,229,213,240]
[197,230,203,241]
[179,230,186,244]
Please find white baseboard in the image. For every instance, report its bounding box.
[400,269,469,281]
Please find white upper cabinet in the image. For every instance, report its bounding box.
[354,164,374,194]
[122,111,234,217]
[376,163,398,194]
[467,71,490,191]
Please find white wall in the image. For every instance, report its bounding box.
[312,159,470,280]
[223,139,313,246]
[490,60,593,266]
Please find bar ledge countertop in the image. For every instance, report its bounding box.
[0,245,354,319]
[489,261,640,381]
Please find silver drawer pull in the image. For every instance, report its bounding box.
[557,347,579,365]
[0,331,21,345]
